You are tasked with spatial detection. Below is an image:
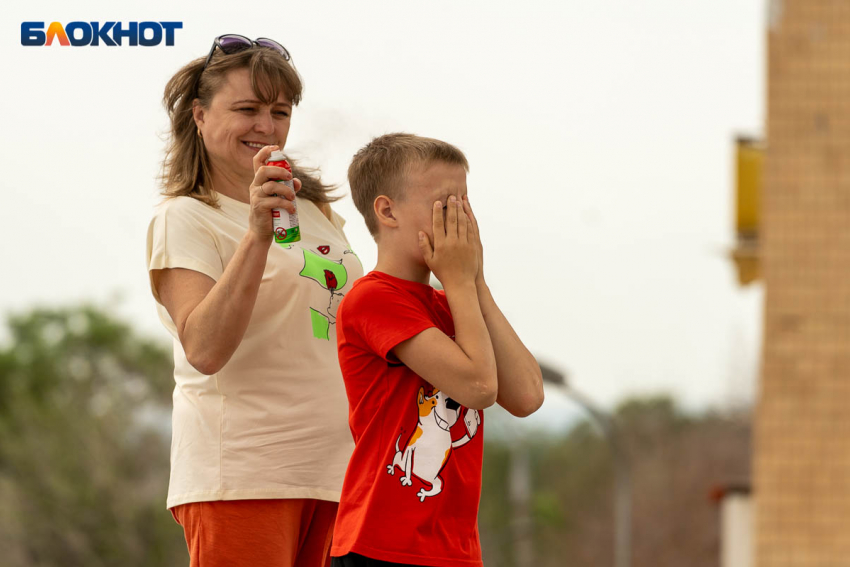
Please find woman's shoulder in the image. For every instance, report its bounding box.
[153,195,215,218]
[148,195,223,245]
[296,197,335,221]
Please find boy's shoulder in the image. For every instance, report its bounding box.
[339,272,442,328]
[343,272,429,308]
[341,272,397,310]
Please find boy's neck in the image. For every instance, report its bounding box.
[374,249,431,286]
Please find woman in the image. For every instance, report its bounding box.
[146,35,363,567]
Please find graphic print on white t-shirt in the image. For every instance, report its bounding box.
[386,386,480,502]
[299,245,360,340]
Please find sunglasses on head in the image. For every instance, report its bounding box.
[203,34,291,71]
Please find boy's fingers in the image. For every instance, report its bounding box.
[418,231,433,260]
[446,196,458,238]
[463,196,479,235]
[456,198,468,240]
[432,201,445,245]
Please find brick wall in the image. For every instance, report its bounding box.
[755,1,850,564]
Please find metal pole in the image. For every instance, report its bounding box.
[509,439,534,567]
[564,386,631,567]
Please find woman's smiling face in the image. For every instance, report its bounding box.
[194,67,293,181]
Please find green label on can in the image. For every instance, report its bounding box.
[274,225,301,245]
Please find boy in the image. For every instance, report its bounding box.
[331,134,544,567]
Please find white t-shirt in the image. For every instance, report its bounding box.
[146,192,364,509]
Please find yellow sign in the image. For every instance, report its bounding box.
[736,137,763,237]
[731,137,763,285]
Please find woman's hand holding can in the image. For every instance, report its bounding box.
[248,145,301,241]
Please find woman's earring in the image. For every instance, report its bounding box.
[197,127,203,138]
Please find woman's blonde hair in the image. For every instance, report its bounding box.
[160,47,339,207]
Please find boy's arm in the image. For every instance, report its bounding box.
[393,283,497,410]
[393,196,498,410]
[477,281,544,416]
[463,195,544,417]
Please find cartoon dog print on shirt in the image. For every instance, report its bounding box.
[387,387,480,502]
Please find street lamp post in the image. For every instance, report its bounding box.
[540,364,632,567]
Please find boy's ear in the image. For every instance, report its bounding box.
[374,195,399,229]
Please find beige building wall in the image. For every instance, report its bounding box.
[722,494,754,567]
[755,1,850,565]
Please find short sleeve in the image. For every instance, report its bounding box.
[146,198,224,303]
[331,209,347,229]
[341,281,436,362]
[327,207,352,246]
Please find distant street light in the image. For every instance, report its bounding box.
[540,363,632,567]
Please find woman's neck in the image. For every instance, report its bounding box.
[209,162,252,204]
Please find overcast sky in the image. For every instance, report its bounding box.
[1,0,766,429]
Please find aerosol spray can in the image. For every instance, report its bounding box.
[266,150,301,244]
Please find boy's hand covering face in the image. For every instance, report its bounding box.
[461,195,485,285]
[418,195,479,288]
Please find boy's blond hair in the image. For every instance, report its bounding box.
[348,133,469,238]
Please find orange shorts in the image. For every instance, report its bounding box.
[171,499,339,567]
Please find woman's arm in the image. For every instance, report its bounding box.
[152,229,269,375]
[151,145,298,375]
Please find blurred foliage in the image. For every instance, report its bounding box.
[0,305,751,567]
[478,395,751,567]
[0,305,185,567]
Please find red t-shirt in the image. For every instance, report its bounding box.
[331,271,485,567]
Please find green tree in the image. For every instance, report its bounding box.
[0,305,186,567]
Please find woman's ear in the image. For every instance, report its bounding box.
[192,99,205,131]
[374,195,399,229]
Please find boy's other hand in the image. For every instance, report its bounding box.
[419,195,478,288]
[462,195,485,286]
